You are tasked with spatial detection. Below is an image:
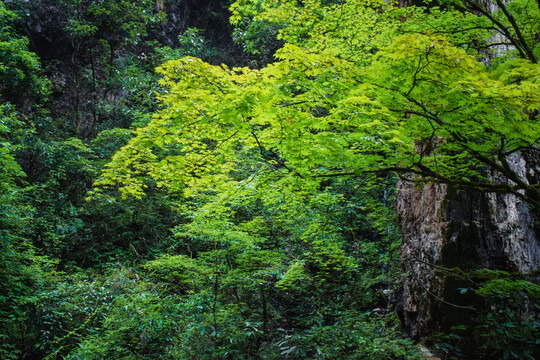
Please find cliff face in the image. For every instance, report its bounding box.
[396,0,540,343]
[397,151,540,341]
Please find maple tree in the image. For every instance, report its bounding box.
[95,0,539,207]
[1,0,538,358]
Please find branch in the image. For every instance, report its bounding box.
[462,0,531,61]
[384,86,540,205]
[312,162,539,206]
[279,101,308,108]
[250,129,304,179]
[495,0,537,63]
[197,130,239,163]
[406,257,477,311]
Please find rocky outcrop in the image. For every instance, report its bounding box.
[397,0,540,345]
[397,151,540,341]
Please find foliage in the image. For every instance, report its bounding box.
[426,268,540,360]
[92,1,539,359]
[98,1,539,208]
[0,104,54,360]
[91,167,416,359]
[0,2,51,102]
[1,0,539,359]
[157,28,219,62]
[472,272,540,360]
[0,2,182,357]
[30,265,172,359]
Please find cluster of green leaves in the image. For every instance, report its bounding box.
[91,0,539,359]
[0,5,55,357]
[2,0,539,358]
[471,270,540,360]
[2,170,414,359]
[0,1,219,358]
[427,268,540,360]
[71,174,419,359]
[35,266,180,359]
[0,4,50,102]
[1,0,200,264]
[42,0,165,45]
[99,0,539,205]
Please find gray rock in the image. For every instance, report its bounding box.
[396,151,540,340]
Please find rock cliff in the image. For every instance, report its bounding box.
[397,150,540,342]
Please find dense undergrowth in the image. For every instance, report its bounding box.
[1,0,538,359]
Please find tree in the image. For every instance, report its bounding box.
[88,0,539,358]
[96,0,539,206]
[0,2,50,104]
